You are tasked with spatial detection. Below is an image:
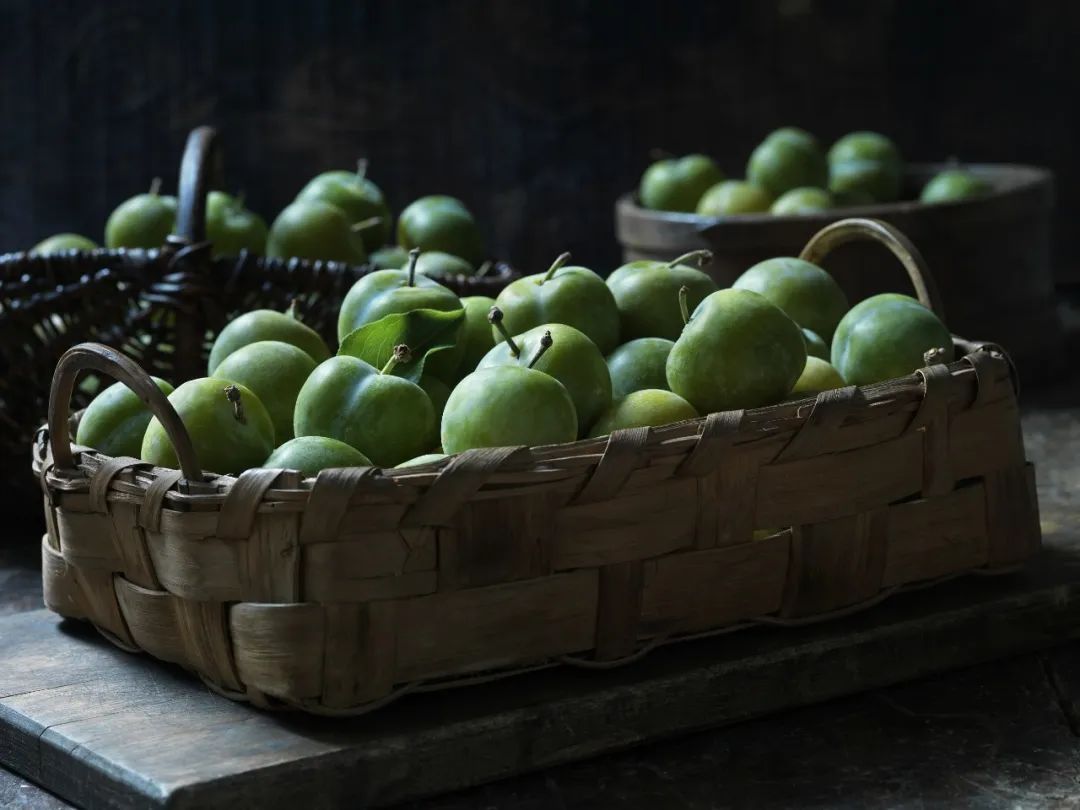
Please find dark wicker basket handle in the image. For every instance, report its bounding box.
[173,126,224,245]
[48,343,203,481]
[798,218,945,320]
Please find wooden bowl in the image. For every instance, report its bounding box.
[615,164,1061,377]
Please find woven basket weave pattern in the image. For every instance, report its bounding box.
[37,339,1041,714]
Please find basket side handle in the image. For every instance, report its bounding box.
[48,343,203,481]
[798,217,945,320]
[173,126,223,245]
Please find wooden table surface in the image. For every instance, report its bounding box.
[2,385,1078,809]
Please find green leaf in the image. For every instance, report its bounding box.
[338,308,465,383]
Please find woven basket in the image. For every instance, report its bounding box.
[0,126,518,509]
[36,218,1042,716]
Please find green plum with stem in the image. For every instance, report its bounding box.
[206,191,268,257]
[337,249,466,381]
[667,288,806,414]
[831,293,953,386]
[606,249,717,341]
[105,178,177,249]
[733,257,850,341]
[266,198,368,264]
[606,337,675,398]
[263,436,371,477]
[696,180,773,216]
[770,187,834,215]
[482,311,612,435]
[295,159,391,252]
[747,134,828,198]
[441,353,578,453]
[397,195,484,267]
[639,154,724,212]
[588,389,698,438]
[212,340,317,443]
[30,233,98,255]
[293,347,437,467]
[789,357,847,397]
[493,252,621,354]
[920,169,992,203]
[141,379,275,475]
[76,377,174,457]
[208,301,330,375]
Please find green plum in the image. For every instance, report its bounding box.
[789,357,847,397]
[606,250,717,341]
[293,351,437,467]
[208,303,330,375]
[419,375,451,420]
[266,199,367,264]
[397,195,484,267]
[30,233,98,255]
[747,135,828,198]
[696,180,773,215]
[920,169,992,204]
[105,179,178,249]
[606,337,675,398]
[370,245,409,269]
[212,340,317,443]
[295,160,391,252]
[667,289,806,414]
[75,377,174,457]
[828,131,902,168]
[396,453,449,468]
[441,365,577,453]
[413,251,474,278]
[828,159,901,203]
[831,293,954,385]
[494,252,621,353]
[588,389,698,438]
[337,250,466,381]
[733,257,849,341]
[206,191,268,257]
[802,328,829,361]
[141,378,275,475]
[457,295,497,377]
[263,436,371,477]
[639,154,724,212]
[770,187,833,215]
[481,317,612,435]
[765,127,822,154]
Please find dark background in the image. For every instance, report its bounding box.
[1,0,1078,278]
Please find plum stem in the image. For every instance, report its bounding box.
[527,330,553,369]
[356,158,368,182]
[475,260,493,278]
[540,252,571,285]
[149,177,162,196]
[381,344,413,375]
[406,248,420,287]
[923,346,947,366]
[668,249,713,269]
[351,215,384,232]
[487,306,520,357]
[224,385,247,425]
[678,285,690,326]
[285,299,301,320]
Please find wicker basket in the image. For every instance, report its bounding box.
[0,126,518,509]
[36,218,1041,716]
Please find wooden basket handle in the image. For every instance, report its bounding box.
[172,126,224,245]
[48,343,204,481]
[798,218,945,319]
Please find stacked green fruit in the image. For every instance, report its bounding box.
[696,181,772,216]
[397,195,484,268]
[206,191,268,257]
[606,250,717,342]
[639,154,724,212]
[294,160,391,253]
[827,131,903,204]
[747,128,829,198]
[105,179,178,249]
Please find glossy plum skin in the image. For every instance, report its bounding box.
[733,257,849,342]
[207,309,329,376]
[606,338,674,399]
[588,389,698,438]
[295,169,391,252]
[263,436,371,477]
[639,154,724,212]
[105,192,177,249]
[76,377,174,458]
[606,259,717,342]
[266,199,368,264]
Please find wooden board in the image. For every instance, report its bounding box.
[3,528,1080,810]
